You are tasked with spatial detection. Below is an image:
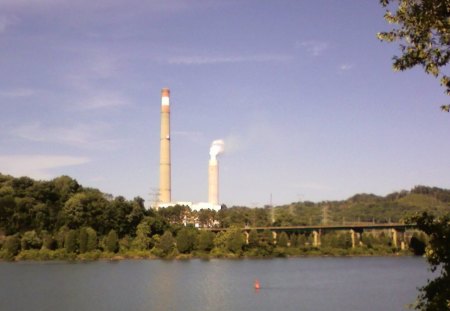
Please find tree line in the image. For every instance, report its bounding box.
[0,173,441,260]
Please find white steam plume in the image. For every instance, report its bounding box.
[209,139,225,160]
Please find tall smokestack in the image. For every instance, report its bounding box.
[159,88,171,204]
[208,140,224,205]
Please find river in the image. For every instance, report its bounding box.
[0,256,432,311]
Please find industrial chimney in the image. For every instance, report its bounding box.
[208,140,224,206]
[159,88,171,204]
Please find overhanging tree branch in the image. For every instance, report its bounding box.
[378,0,450,112]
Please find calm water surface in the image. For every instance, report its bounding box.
[0,257,432,311]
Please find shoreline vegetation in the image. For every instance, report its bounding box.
[1,173,447,262]
[2,245,415,262]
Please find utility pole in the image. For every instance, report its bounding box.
[270,193,275,224]
[322,204,329,225]
[149,187,160,210]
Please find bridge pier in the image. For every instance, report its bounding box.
[398,230,406,250]
[272,231,277,245]
[350,229,356,248]
[312,230,321,247]
[391,229,398,249]
[244,231,249,245]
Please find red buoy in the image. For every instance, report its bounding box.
[254,279,260,289]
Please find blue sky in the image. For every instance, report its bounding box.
[1,0,449,206]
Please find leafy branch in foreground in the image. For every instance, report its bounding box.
[378,0,450,112]
[410,212,450,310]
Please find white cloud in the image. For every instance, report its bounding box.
[339,63,354,71]
[167,54,291,65]
[298,41,329,56]
[0,154,90,180]
[0,88,37,98]
[12,122,119,149]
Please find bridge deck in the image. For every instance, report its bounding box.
[202,223,416,232]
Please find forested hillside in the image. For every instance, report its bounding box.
[0,173,448,260]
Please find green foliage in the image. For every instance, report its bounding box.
[196,230,215,252]
[410,212,450,310]
[211,227,245,254]
[63,191,109,233]
[197,209,217,227]
[64,230,77,253]
[54,226,68,249]
[76,227,97,253]
[225,227,244,254]
[296,234,308,248]
[378,0,450,111]
[1,173,449,263]
[277,232,289,248]
[247,230,259,248]
[216,206,271,228]
[409,232,427,256]
[261,230,274,246]
[361,233,377,249]
[85,227,97,252]
[158,205,190,224]
[158,231,175,256]
[41,231,56,250]
[118,235,132,252]
[78,227,88,253]
[131,220,151,250]
[176,227,197,254]
[2,235,20,258]
[106,230,119,253]
[20,230,42,250]
[213,231,227,249]
[335,232,352,249]
[273,246,287,257]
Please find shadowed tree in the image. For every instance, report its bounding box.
[159,231,175,256]
[131,220,151,250]
[410,212,450,310]
[196,230,215,252]
[20,230,42,250]
[86,227,97,252]
[64,230,77,253]
[176,227,197,254]
[41,231,56,250]
[226,227,244,254]
[106,229,119,253]
[277,232,289,248]
[79,227,89,253]
[3,235,20,259]
[63,190,108,233]
[247,230,259,248]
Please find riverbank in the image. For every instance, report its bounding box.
[0,246,414,262]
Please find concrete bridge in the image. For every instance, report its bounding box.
[202,223,417,250]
